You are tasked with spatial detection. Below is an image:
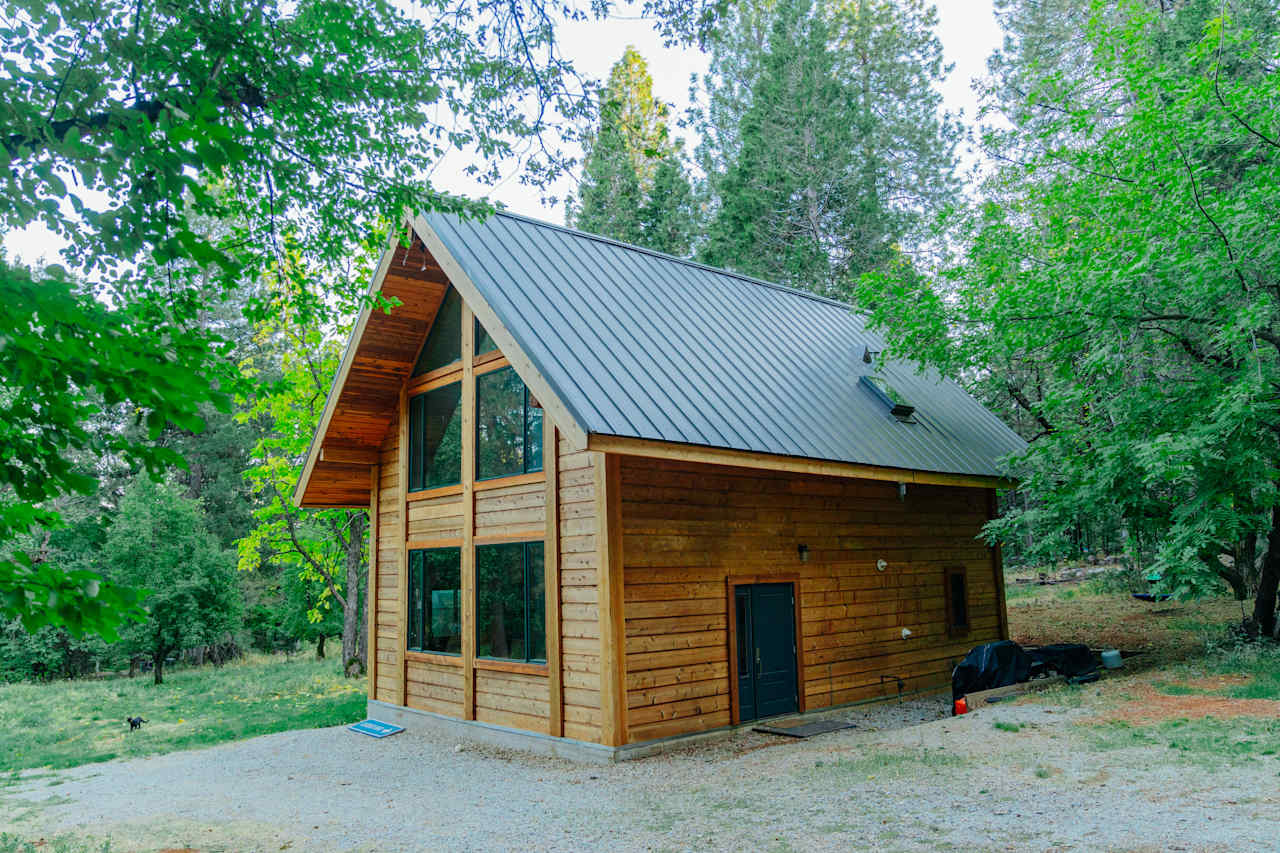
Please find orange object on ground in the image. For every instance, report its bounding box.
[954,698,968,715]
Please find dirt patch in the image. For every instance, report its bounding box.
[1175,673,1252,692]
[1009,595,1240,658]
[1086,683,1280,724]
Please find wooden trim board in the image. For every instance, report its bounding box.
[587,434,1017,490]
[367,463,379,700]
[461,302,477,721]
[595,452,627,747]
[544,421,563,737]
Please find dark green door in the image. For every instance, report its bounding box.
[735,582,798,722]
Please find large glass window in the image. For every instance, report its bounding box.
[476,542,545,663]
[475,317,497,357]
[475,366,543,480]
[408,382,462,491]
[407,547,462,654]
[412,288,462,375]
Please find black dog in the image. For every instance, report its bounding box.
[127,716,147,732]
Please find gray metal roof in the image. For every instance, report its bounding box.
[424,210,1027,479]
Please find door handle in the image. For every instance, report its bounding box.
[755,647,761,673]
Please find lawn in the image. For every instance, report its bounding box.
[1005,569,1245,660]
[0,654,366,774]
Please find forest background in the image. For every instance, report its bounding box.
[2,0,1276,685]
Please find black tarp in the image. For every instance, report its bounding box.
[951,641,1032,701]
[1027,643,1098,680]
[952,641,1099,704]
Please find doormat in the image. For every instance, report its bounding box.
[349,719,405,739]
[753,719,855,738]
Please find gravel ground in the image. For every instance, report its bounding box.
[3,689,1278,853]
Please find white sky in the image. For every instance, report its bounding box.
[3,0,1003,266]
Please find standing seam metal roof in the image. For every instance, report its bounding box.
[425,210,1027,478]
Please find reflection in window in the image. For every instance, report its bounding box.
[412,289,462,375]
[476,541,545,662]
[408,382,462,490]
[475,317,497,357]
[407,547,462,654]
[476,366,543,480]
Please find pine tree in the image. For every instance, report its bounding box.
[697,0,960,298]
[570,48,696,255]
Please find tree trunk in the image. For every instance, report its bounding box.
[1254,507,1280,640]
[153,652,165,686]
[342,512,368,677]
[316,634,326,659]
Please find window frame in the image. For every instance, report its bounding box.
[407,380,463,493]
[944,564,970,638]
[474,540,546,665]
[406,546,463,656]
[474,365,543,482]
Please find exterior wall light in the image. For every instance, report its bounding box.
[798,544,809,563]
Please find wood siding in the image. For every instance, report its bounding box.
[558,439,603,743]
[373,429,402,703]
[619,456,1001,744]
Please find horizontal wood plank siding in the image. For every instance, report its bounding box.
[474,669,550,732]
[405,659,465,717]
[374,430,401,703]
[619,456,1000,744]
[474,478,546,541]
[407,492,465,541]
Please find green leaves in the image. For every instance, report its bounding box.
[861,0,1280,597]
[2,0,593,635]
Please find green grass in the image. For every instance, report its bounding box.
[992,720,1022,732]
[814,747,966,781]
[1086,716,1280,767]
[0,655,365,773]
[0,835,110,853]
[1211,644,1280,700]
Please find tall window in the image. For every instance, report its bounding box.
[476,366,543,480]
[412,288,462,375]
[408,382,462,491]
[476,541,545,663]
[407,547,462,654]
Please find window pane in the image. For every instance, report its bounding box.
[411,382,462,490]
[476,543,526,660]
[422,548,462,653]
[407,395,425,490]
[525,391,543,473]
[475,317,497,356]
[476,367,525,480]
[407,551,424,651]
[413,289,462,375]
[526,543,546,662]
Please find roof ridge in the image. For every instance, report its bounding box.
[483,208,857,313]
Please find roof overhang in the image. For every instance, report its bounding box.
[293,229,451,507]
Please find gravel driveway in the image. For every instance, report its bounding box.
[4,689,1278,852]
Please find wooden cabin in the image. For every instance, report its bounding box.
[295,211,1026,761]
